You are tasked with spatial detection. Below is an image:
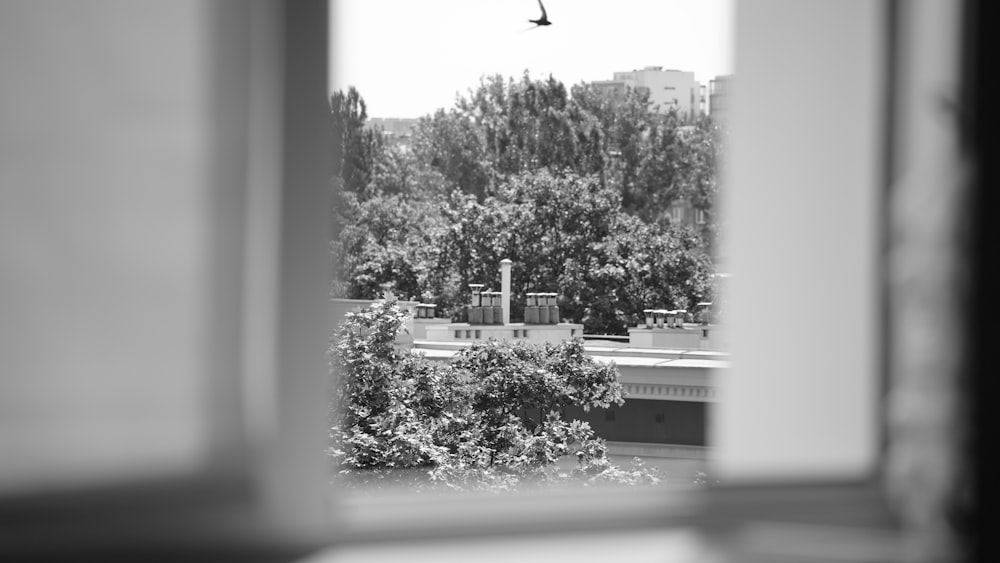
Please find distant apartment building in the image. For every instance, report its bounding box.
[664,198,709,229]
[366,117,419,152]
[592,66,704,116]
[367,117,418,137]
[708,74,732,126]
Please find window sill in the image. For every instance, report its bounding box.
[319,478,902,563]
[326,477,900,547]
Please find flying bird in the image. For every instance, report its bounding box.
[528,0,551,27]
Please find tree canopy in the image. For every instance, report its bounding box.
[330,73,725,334]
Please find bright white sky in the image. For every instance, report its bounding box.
[330,0,734,119]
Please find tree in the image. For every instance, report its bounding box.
[332,190,446,301]
[432,170,715,333]
[329,298,661,492]
[411,108,492,201]
[330,86,386,200]
[563,216,716,334]
[329,80,722,332]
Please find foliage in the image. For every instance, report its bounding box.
[329,86,384,200]
[431,170,715,333]
[331,190,446,301]
[328,72,726,334]
[329,298,662,492]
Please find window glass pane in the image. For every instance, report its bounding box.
[711,0,882,480]
[0,1,231,496]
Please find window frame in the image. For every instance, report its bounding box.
[0,1,333,557]
[2,0,980,559]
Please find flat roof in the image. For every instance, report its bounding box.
[407,342,729,371]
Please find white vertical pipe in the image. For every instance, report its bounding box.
[500,259,512,325]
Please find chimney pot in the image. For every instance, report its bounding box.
[674,309,687,328]
[653,309,666,329]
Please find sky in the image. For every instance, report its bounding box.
[330,0,734,119]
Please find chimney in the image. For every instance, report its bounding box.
[697,301,713,325]
[469,283,484,307]
[500,259,511,325]
[673,309,687,328]
[481,289,494,325]
[491,291,503,325]
[468,284,484,325]
[525,292,539,324]
[653,309,666,329]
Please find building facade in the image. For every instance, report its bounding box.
[663,197,709,229]
[708,74,732,126]
[407,311,726,482]
[593,66,704,116]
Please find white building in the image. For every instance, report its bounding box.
[592,66,705,116]
[708,74,732,125]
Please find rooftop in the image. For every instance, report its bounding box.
[410,339,730,371]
